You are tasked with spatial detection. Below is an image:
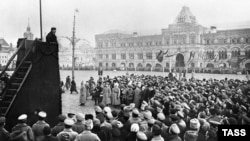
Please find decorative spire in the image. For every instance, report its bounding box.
[27,18,31,31]
[24,18,34,40]
[174,6,197,24]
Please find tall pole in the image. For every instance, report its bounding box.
[126,48,128,73]
[39,0,43,40]
[72,12,76,79]
[169,56,172,73]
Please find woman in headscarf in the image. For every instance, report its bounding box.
[80,81,87,106]
[112,83,121,107]
[102,82,112,106]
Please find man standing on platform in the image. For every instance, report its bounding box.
[46,27,58,45]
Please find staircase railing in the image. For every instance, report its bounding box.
[0,41,34,99]
[0,40,25,78]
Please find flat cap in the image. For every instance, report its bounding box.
[137,131,148,141]
[18,114,27,120]
[170,123,180,134]
[64,118,74,126]
[76,113,85,121]
[95,106,102,113]
[38,111,47,118]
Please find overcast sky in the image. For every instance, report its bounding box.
[1,0,250,46]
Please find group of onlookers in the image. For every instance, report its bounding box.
[2,73,249,141]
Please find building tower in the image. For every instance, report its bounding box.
[23,20,34,40]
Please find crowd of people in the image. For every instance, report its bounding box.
[1,72,250,141]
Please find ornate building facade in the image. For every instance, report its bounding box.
[0,38,15,68]
[58,40,95,69]
[95,6,250,71]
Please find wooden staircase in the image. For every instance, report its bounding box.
[0,39,33,116]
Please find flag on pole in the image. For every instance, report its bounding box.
[187,51,195,65]
[156,50,164,62]
[156,50,169,62]
[188,51,195,61]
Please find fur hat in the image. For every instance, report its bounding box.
[157,113,166,121]
[169,123,180,134]
[95,106,102,113]
[85,119,93,130]
[184,130,198,141]
[58,114,67,122]
[147,118,155,125]
[76,113,85,121]
[131,123,140,132]
[137,131,148,141]
[93,119,101,126]
[189,118,200,130]
[104,107,112,113]
[143,110,152,120]
[64,119,74,126]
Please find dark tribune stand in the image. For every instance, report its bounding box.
[1,39,61,131]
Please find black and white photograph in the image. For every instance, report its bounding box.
[1,0,250,141]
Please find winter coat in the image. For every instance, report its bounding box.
[112,87,121,105]
[79,85,86,104]
[102,87,112,105]
[32,120,50,141]
[133,88,141,108]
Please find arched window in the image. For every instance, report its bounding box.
[146,63,152,68]
[218,48,227,59]
[246,37,250,43]
[207,50,214,60]
[137,63,143,68]
[231,48,240,57]
[155,64,162,68]
[129,63,134,68]
[245,48,250,58]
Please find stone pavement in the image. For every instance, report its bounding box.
[61,90,120,116]
[61,90,96,116]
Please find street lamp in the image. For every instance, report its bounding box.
[59,9,79,79]
[71,9,79,79]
